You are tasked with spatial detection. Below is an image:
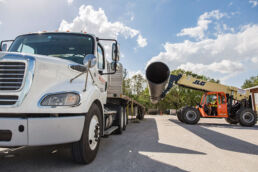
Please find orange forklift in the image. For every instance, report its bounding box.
[145,62,257,127]
[173,76,257,126]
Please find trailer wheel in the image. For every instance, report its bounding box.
[238,108,257,127]
[176,109,184,123]
[72,103,102,164]
[122,106,127,130]
[114,106,123,134]
[182,107,200,125]
[137,108,144,120]
[225,117,238,124]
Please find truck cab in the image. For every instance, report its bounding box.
[0,32,124,164]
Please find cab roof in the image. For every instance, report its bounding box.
[18,32,96,38]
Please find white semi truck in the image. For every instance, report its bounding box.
[0,32,145,164]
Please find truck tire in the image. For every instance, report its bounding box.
[137,108,144,120]
[176,109,184,123]
[225,117,238,124]
[72,103,102,164]
[182,107,200,125]
[114,106,123,134]
[238,108,257,127]
[122,106,127,130]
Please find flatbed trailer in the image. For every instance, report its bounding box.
[106,63,145,122]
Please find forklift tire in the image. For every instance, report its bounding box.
[72,103,102,164]
[225,117,238,124]
[238,108,257,127]
[182,107,200,125]
[176,109,184,123]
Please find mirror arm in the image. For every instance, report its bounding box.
[98,63,117,75]
[99,69,117,75]
[99,71,116,75]
[97,38,117,44]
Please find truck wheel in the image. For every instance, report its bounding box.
[176,109,184,123]
[225,117,238,124]
[238,108,257,127]
[137,108,144,120]
[72,103,102,164]
[122,106,127,130]
[114,106,123,134]
[182,107,200,125]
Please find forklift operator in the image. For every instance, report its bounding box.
[210,96,218,116]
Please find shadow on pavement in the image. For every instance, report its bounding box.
[197,122,258,130]
[169,119,258,155]
[0,118,204,172]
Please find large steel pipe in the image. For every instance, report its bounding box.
[146,62,170,104]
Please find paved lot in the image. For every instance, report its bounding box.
[0,115,258,172]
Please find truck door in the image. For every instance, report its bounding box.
[96,44,107,93]
[217,93,227,116]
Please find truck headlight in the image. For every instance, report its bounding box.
[41,92,80,106]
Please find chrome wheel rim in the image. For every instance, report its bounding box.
[242,112,254,123]
[186,111,197,121]
[88,115,100,150]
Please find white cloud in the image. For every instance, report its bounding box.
[128,70,144,78]
[59,5,147,52]
[251,57,258,63]
[130,15,134,21]
[249,0,258,7]
[67,0,73,5]
[137,35,147,47]
[177,10,226,40]
[148,24,258,83]
[0,0,6,3]
[178,60,244,75]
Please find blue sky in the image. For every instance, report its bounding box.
[0,0,257,87]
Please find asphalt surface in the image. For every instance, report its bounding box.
[0,115,258,172]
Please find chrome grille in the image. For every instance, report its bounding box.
[0,62,25,91]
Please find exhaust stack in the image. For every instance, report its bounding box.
[146,62,170,104]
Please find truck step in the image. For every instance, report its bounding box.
[104,126,118,135]
[104,109,117,115]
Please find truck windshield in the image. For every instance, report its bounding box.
[8,33,94,64]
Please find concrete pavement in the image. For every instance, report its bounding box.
[0,115,257,172]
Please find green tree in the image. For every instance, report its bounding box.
[131,74,146,96]
[242,75,258,89]
[122,69,132,96]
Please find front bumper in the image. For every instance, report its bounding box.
[0,116,85,146]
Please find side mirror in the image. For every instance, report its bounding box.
[83,54,97,68]
[110,61,119,71]
[0,40,14,52]
[112,43,120,62]
[1,44,7,51]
